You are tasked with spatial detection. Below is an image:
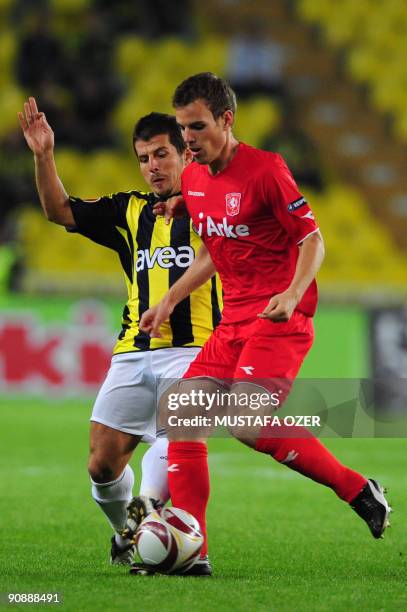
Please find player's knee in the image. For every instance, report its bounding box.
[226,415,258,448]
[88,455,117,483]
[228,427,255,448]
[226,422,244,441]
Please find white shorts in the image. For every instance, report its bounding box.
[91,347,201,443]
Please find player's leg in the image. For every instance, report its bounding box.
[231,313,391,538]
[128,415,214,577]
[139,433,169,504]
[143,376,216,576]
[126,347,217,576]
[138,347,203,506]
[159,332,239,564]
[88,421,140,563]
[124,433,170,540]
[89,352,158,563]
[126,347,203,530]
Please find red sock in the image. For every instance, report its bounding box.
[168,441,209,557]
[256,425,366,502]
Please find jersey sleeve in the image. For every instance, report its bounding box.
[263,155,319,244]
[68,192,130,249]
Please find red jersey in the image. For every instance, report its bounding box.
[181,142,319,323]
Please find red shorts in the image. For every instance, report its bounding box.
[183,310,314,383]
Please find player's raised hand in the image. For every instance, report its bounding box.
[18,97,54,156]
[153,195,187,225]
[258,290,299,322]
[140,299,174,338]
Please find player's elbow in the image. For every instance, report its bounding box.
[45,210,65,226]
[43,201,73,227]
[313,230,325,261]
[304,230,325,261]
[43,208,57,223]
[40,199,58,222]
[317,231,325,262]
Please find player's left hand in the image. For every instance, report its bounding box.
[152,195,187,224]
[140,298,174,338]
[257,290,299,322]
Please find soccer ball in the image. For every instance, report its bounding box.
[135,507,203,573]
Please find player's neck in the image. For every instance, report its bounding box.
[208,135,239,176]
[153,187,181,200]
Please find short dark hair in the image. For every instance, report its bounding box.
[133,112,186,155]
[172,72,237,119]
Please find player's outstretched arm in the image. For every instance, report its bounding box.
[259,230,325,322]
[140,244,216,337]
[18,97,74,227]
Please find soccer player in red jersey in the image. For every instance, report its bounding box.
[139,73,391,574]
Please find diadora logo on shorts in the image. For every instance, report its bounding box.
[240,366,254,375]
[196,212,250,239]
[135,246,194,272]
[225,192,241,216]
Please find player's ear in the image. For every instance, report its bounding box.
[223,110,234,130]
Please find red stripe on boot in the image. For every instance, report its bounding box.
[168,441,209,557]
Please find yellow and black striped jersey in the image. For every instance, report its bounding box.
[69,190,222,353]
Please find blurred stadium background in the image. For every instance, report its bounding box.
[1,0,407,395]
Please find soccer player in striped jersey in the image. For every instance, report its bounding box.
[19,98,221,573]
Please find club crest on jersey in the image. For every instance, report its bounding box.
[225,193,241,216]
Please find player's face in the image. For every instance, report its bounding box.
[135,133,187,197]
[175,99,229,165]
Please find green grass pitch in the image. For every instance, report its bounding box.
[1,397,406,611]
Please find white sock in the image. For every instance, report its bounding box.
[139,437,170,504]
[91,464,134,534]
